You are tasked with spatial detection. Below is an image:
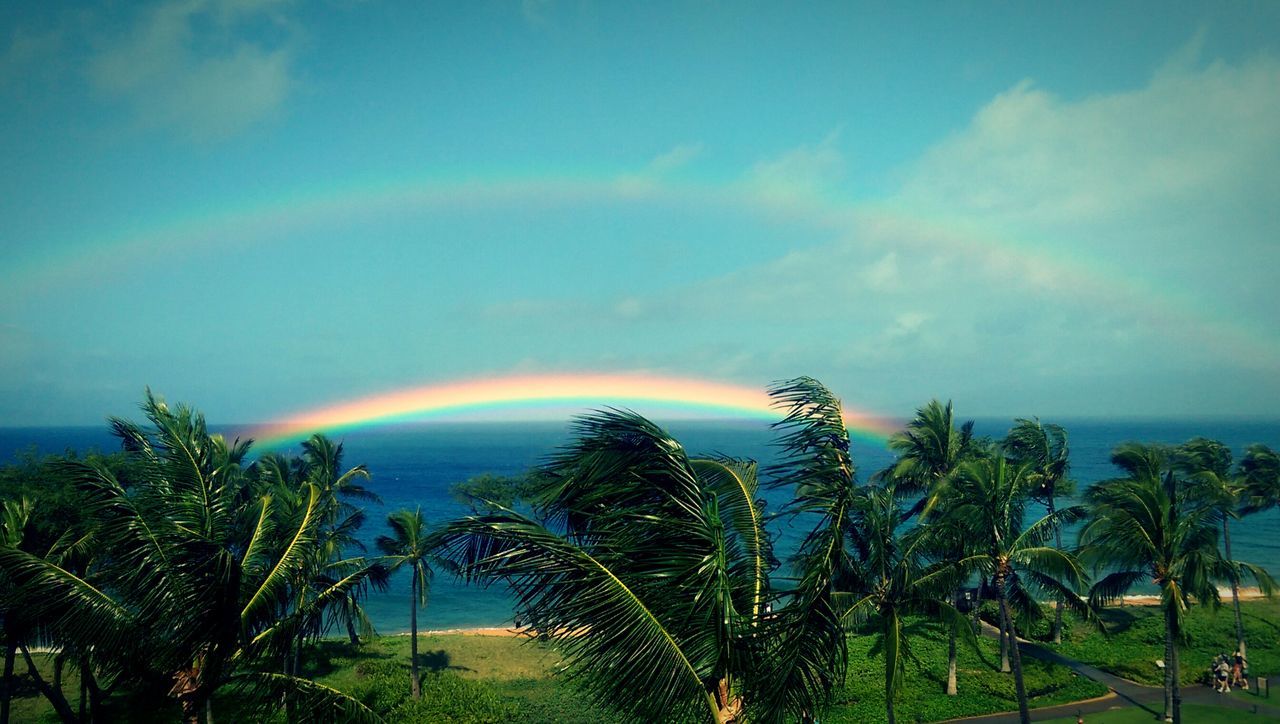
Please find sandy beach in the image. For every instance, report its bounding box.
[407,587,1273,638]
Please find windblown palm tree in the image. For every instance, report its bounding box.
[1242,444,1280,515]
[1081,442,1274,724]
[837,484,974,724]
[1176,438,1250,656]
[0,392,384,723]
[926,456,1094,724]
[1003,418,1074,643]
[375,508,435,699]
[435,409,779,723]
[756,377,861,720]
[885,399,977,693]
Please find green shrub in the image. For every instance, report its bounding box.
[351,661,412,713]
[389,672,516,723]
[348,658,515,723]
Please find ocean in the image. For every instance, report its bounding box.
[3,417,1278,634]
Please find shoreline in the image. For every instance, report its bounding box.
[385,587,1272,638]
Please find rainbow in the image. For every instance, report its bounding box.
[244,373,901,449]
[5,174,1274,362]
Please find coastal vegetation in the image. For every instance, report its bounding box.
[0,381,1276,723]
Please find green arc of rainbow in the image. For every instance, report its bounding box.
[243,373,901,449]
[7,173,1275,364]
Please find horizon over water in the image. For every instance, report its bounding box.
[3,416,1279,635]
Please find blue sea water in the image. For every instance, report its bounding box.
[2,418,1279,634]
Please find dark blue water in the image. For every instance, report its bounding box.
[3,418,1278,633]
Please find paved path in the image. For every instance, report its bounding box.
[941,625,1280,723]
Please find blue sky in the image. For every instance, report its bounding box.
[1,1,1278,425]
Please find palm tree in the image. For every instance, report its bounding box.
[1176,439,1248,656]
[1242,443,1280,515]
[435,409,781,723]
[885,399,976,692]
[0,498,33,724]
[756,377,863,721]
[1081,443,1274,724]
[1003,418,1074,644]
[0,392,383,723]
[299,435,385,648]
[838,484,974,724]
[375,508,434,700]
[926,456,1094,724]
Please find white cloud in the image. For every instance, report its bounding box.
[615,142,706,192]
[521,0,555,28]
[745,131,845,197]
[646,143,704,174]
[87,0,298,140]
[895,51,1280,228]
[861,251,901,291]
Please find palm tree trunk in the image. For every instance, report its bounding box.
[1223,519,1245,656]
[19,644,77,724]
[946,625,958,696]
[1163,615,1173,722]
[181,697,202,724]
[886,690,896,724]
[346,616,360,647]
[0,638,15,724]
[79,655,106,723]
[998,586,1031,724]
[1051,496,1063,644]
[410,572,421,699]
[78,665,86,723]
[1166,604,1182,724]
[999,615,1011,673]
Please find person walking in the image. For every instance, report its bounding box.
[1233,650,1248,690]
[1216,654,1232,692]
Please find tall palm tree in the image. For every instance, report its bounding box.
[1175,439,1249,656]
[886,399,976,692]
[926,456,1094,724]
[375,508,434,700]
[300,435,385,648]
[435,409,781,723]
[1081,443,1274,724]
[1003,418,1074,643]
[837,484,974,724]
[0,392,383,723]
[757,377,862,721]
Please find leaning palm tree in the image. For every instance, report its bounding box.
[435,409,782,723]
[838,483,974,724]
[1176,438,1249,656]
[0,392,384,723]
[375,508,434,700]
[756,377,862,720]
[1081,442,1274,724]
[885,399,977,692]
[1242,443,1280,516]
[1003,418,1075,643]
[926,456,1095,724]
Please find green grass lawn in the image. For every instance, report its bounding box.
[823,623,1107,724]
[1052,598,1280,688]
[5,625,1109,723]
